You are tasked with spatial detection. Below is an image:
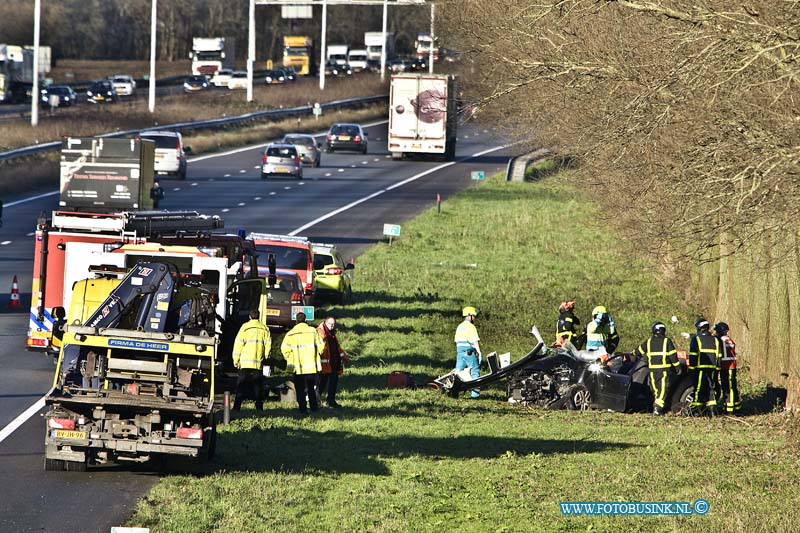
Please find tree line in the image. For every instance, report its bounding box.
[441,0,800,382]
[0,0,431,63]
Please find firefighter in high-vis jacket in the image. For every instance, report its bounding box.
[454,306,482,398]
[714,321,741,413]
[232,309,272,411]
[636,322,681,416]
[556,300,585,349]
[688,318,722,416]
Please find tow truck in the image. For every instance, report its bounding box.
[44,252,271,470]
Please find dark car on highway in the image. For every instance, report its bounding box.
[87,80,117,103]
[265,69,287,85]
[41,85,77,107]
[326,123,368,154]
[183,75,210,93]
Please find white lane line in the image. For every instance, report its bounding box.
[1,240,12,245]
[26,232,34,237]
[384,155,391,158]
[4,190,59,208]
[284,186,292,190]
[5,119,395,213]
[350,164,357,168]
[239,169,247,174]
[373,158,380,162]
[269,192,277,196]
[254,196,262,200]
[238,202,246,207]
[289,143,508,236]
[299,182,305,186]
[173,187,181,191]
[337,169,344,172]
[0,397,46,445]
[361,161,368,165]
[221,208,230,212]
[224,173,231,178]
[191,182,198,186]
[253,166,260,169]
[325,172,332,177]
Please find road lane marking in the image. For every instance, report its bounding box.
[373,158,380,162]
[284,186,291,190]
[337,169,344,172]
[239,170,247,174]
[361,161,368,165]
[325,172,332,177]
[0,397,46,445]
[173,187,181,191]
[254,196,262,200]
[191,182,198,186]
[221,208,230,212]
[253,166,259,169]
[4,191,59,208]
[238,202,246,206]
[299,182,305,186]
[289,143,508,236]
[224,173,231,177]
[1,241,11,245]
[269,192,277,195]
[26,232,34,237]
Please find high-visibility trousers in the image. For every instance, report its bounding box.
[649,367,670,409]
[690,369,717,408]
[720,367,741,413]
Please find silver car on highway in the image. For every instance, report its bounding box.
[261,143,303,179]
[281,134,321,167]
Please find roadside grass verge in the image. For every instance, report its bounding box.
[50,59,193,83]
[128,172,800,532]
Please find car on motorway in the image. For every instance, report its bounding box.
[324,60,342,77]
[183,74,210,92]
[326,123,368,154]
[138,131,189,180]
[211,68,233,87]
[261,143,302,179]
[227,71,248,90]
[265,269,308,329]
[388,58,410,73]
[312,243,355,304]
[278,66,296,81]
[248,233,315,296]
[109,74,136,96]
[86,80,117,103]
[40,85,77,107]
[264,69,286,85]
[281,133,321,167]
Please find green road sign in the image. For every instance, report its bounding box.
[291,306,315,320]
[383,224,401,237]
[471,170,486,181]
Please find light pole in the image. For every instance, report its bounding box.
[429,2,434,74]
[319,0,328,90]
[380,0,388,82]
[247,0,255,102]
[148,0,157,113]
[31,0,41,126]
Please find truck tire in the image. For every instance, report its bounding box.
[44,458,65,471]
[65,459,88,472]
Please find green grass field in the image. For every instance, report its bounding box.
[128,171,800,532]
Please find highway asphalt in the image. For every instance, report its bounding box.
[0,120,510,532]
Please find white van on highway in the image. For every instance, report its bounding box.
[138,131,189,180]
[347,49,369,72]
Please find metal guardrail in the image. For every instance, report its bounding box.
[0,94,388,163]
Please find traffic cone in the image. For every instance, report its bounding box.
[8,275,21,309]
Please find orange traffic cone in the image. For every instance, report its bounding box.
[8,275,21,309]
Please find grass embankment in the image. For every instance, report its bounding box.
[49,59,193,83]
[128,173,800,532]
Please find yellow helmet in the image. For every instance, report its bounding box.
[462,306,478,317]
[592,305,607,317]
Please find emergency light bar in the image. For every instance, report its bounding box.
[247,232,309,244]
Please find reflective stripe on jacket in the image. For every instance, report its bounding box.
[586,319,619,352]
[636,336,679,369]
[233,319,272,370]
[688,333,721,369]
[454,320,479,351]
[281,322,324,375]
[556,311,582,343]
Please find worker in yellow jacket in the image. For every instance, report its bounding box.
[232,309,272,411]
[281,312,325,414]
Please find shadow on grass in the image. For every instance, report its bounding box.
[214,425,640,476]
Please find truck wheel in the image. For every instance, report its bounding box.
[64,458,88,472]
[44,458,65,471]
[567,384,592,411]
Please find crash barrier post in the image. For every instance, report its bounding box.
[505,148,553,182]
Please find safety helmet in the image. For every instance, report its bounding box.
[592,305,607,317]
[714,322,729,335]
[651,322,667,335]
[462,306,478,317]
[695,318,710,332]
